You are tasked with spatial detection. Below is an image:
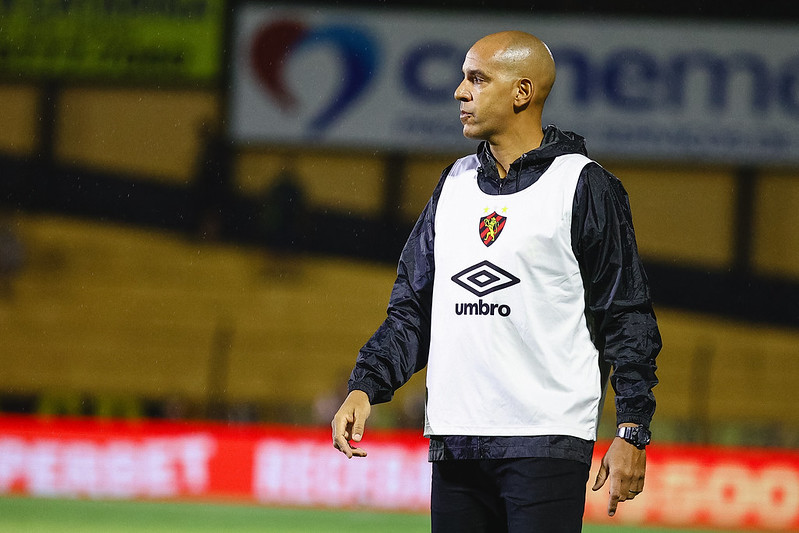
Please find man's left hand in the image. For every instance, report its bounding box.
[591,427,646,517]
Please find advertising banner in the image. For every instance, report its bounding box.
[0,0,224,83]
[1,415,798,530]
[229,5,799,164]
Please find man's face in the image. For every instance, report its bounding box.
[454,43,517,142]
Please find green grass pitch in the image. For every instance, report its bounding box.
[0,496,737,533]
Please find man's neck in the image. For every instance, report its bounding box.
[488,127,544,178]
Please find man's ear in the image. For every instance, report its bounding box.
[514,78,534,110]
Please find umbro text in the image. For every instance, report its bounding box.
[454,299,511,317]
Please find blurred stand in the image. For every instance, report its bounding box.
[257,162,308,280]
[0,208,25,301]
[192,119,233,242]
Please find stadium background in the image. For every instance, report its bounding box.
[1,0,799,531]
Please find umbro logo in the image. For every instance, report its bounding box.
[451,260,520,297]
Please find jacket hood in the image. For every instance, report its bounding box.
[475,125,588,192]
[477,124,588,168]
[537,125,588,159]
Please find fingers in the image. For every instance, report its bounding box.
[591,462,608,492]
[333,435,367,458]
[592,460,629,516]
[331,419,355,458]
[595,439,647,517]
[347,445,368,458]
[624,477,644,502]
[331,390,371,459]
[605,472,638,516]
[607,467,626,516]
[332,412,366,458]
[626,475,645,499]
[606,467,645,516]
[351,416,366,443]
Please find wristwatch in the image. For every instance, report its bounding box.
[616,425,651,449]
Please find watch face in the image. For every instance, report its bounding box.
[632,427,651,447]
[619,426,650,448]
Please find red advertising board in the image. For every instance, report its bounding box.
[585,443,799,530]
[0,415,797,531]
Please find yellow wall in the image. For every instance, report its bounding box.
[606,163,737,269]
[235,149,385,217]
[642,310,799,423]
[401,154,460,220]
[0,214,410,406]
[753,171,799,278]
[55,88,219,184]
[0,84,39,156]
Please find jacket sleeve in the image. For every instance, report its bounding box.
[347,168,448,404]
[572,163,661,428]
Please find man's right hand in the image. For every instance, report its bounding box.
[331,390,371,458]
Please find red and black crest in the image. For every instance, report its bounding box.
[479,211,507,247]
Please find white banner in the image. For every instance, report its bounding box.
[229,5,799,164]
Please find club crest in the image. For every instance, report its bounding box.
[479,211,507,247]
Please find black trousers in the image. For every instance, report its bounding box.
[431,458,589,533]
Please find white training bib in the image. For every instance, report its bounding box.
[424,153,602,440]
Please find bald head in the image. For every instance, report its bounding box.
[455,31,555,151]
[471,31,556,106]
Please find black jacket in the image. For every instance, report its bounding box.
[349,125,661,463]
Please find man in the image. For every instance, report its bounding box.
[332,31,660,532]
